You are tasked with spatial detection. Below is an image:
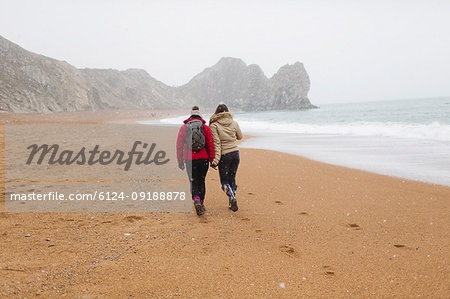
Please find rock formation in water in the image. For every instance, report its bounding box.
[177,57,314,111]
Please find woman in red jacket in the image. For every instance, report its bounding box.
[176,106,215,216]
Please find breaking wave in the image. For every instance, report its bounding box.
[236,120,450,141]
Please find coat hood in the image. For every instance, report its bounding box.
[183,116,206,124]
[209,112,233,126]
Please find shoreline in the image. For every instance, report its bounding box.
[0,109,185,124]
[241,136,450,188]
[138,114,450,188]
[1,108,446,188]
[0,110,449,297]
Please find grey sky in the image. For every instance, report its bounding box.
[1,0,449,104]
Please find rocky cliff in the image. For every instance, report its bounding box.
[0,35,176,113]
[177,57,314,111]
[0,35,316,113]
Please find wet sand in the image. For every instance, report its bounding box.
[0,111,449,297]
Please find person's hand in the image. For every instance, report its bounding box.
[211,161,218,168]
[178,162,185,170]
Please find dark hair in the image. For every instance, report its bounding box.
[214,104,229,114]
[192,105,199,110]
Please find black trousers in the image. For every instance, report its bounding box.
[218,150,240,190]
[186,159,209,200]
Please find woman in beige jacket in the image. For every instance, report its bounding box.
[209,104,243,212]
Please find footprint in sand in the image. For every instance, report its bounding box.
[255,229,262,233]
[221,266,233,278]
[247,192,254,195]
[199,217,209,224]
[279,245,296,256]
[322,266,336,276]
[124,215,144,223]
[347,223,361,230]
[298,212,309,215]
[393,244,411,249]
[241,217,250,221]
[201,247,211,253]
[274,201,284,205]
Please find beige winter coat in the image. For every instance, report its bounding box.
[209,112,243,164]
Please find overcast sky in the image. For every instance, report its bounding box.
[1,0,449,104]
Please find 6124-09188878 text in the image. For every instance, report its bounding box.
[8,191,186,201]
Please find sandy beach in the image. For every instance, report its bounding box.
[0,111,449,297]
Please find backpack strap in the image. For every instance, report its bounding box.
[182,120,193,162]
[203,124,209,156]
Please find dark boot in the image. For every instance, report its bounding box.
[193,196,203,216]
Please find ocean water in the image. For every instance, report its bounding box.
[141,97,450,186]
